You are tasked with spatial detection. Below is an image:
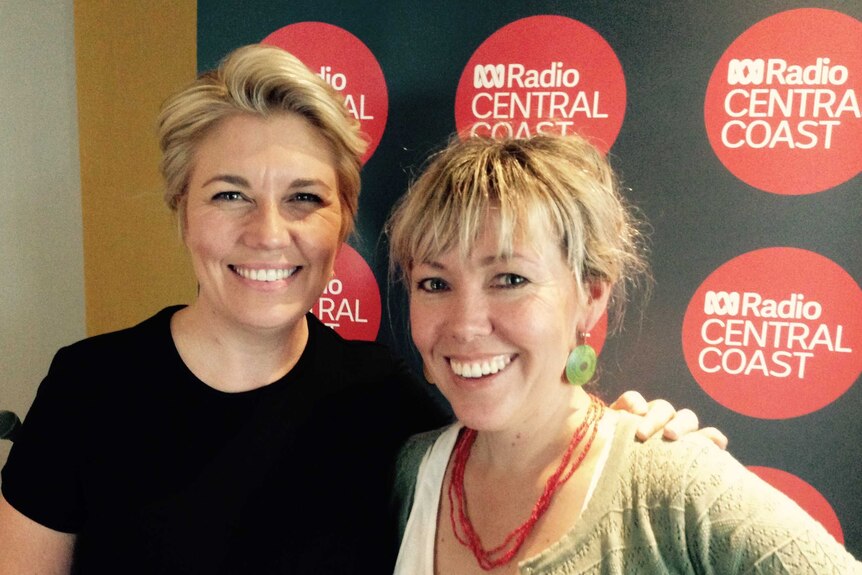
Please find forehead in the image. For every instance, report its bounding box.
[192,112,336,175]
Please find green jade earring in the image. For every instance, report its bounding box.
[565,332,597,386]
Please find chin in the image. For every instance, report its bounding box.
[234,304,309,332]
[451,403,509,432]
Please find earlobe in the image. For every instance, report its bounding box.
[582,280,611,333]
[566,281,610,386]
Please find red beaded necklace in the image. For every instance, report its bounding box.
[447,394,605,570]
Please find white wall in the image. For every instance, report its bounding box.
[0,0,85,473]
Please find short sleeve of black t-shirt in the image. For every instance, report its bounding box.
[2,343,87,532]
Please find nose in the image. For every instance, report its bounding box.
[447,287,493,343]
[243,201,291,250]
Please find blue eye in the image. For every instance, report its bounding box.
[494,273,527,288]
[212,191,246,202]
[291,192,323,204]
[416,277,449,292]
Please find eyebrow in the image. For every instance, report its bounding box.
[201,174,333,191]
[419,252,536,270]
[202,174,249,188]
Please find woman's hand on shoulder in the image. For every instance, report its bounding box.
[609,390,728,450]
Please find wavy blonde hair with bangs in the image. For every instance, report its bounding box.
[157,43,368,240]
[386,133,649,328]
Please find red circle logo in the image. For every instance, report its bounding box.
[454,15,626,152]
[312,244,381,341]
[704,9,862,195]
[748,466,844,544]
[263,22,389,164]
[681,247,861,419]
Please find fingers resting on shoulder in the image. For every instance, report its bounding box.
[610,390,728,450]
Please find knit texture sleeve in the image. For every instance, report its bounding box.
[672,439,861,574]
[620,435,862,574]
[523,415,861,574]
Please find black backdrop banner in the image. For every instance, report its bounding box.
[198,0,861,556]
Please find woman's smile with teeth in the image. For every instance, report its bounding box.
[449,355,512,379]
[231,265,298,282]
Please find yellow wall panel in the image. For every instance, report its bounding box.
[75,0,197,335]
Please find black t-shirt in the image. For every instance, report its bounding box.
[2,306,449,574]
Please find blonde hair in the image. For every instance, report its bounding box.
[157,43,368,240]
[386,133,649,327]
